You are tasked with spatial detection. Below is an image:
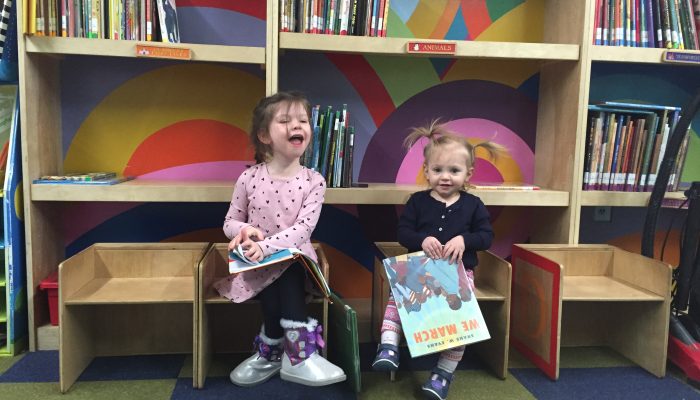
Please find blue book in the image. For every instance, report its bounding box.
[382,251,490,357]
[228,245,330,298]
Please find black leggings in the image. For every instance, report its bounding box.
[257,262,307,339]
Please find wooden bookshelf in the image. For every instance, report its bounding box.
[31,180,569,206]
[280,32,580,61]
[580,190,687,206]
[25,36,266,64]
[19,0,683,353]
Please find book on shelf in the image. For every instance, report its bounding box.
[382,251,490,358]
[584,102,690,193]
[593,0,699,49]
[33,173,134,185]
[156,0,179,43]
[468,182,540,191]
[29,0,164,40]
[280,0,390,37]
[302,103,356,188]
[229,245,331,299]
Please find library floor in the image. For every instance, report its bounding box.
[0,344,698,400]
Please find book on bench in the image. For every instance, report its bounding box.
[229,245,330,299]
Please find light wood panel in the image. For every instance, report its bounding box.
[580,190,687,206]
[65,277,194,304]
[280,32,580,61]
[25,36,266,64]
[590,46,700,65]
[562,276,663,301]
[31,181,570,205]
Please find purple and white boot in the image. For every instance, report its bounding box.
[229,326,283,387]
[280,317,346,386]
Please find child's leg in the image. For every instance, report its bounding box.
[230,279,285,387]
[421,345,466,400]
[277,263,346,386]
[230,264,305,387]
[276,262,307,322]
[436,346,466,375]
[372,295,402,372]
[257,277,284,338]
[381,295,402,345]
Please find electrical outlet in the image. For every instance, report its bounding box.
[593,206,612,222]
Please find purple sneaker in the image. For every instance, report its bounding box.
[371,343,400,372]
[421,367,454,400]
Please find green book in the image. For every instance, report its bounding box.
[327,293,361,393]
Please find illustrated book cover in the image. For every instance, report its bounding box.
[382,251,490,357]
[156,0,180,43]
[229,245,330,298]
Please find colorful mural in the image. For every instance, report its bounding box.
[57,1,695,299]
[56,1,547,299]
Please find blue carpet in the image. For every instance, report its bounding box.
[0,351,59,382]
[511,367,700,400]
[78,354,186,381]
[171,377,355,400]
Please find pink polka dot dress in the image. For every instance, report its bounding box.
[214,163,326,303]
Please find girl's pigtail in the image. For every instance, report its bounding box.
[470,141,506,166]
[403,118,445,149]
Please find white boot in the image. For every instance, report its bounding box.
[230,326,283,387]
[280,317,347,386]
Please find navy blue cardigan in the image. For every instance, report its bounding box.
[397,190,493,269]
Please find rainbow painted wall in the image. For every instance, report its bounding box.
[57,1,698,298]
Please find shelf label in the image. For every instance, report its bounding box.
[662,50,700,65]
[136,44,191,60]
[406,41,456,55]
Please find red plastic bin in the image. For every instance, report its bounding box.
[39,271,59,326]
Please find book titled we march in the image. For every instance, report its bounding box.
[229,245,331,299]
[383,251,490,357]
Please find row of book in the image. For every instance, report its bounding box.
[33,172,133,184]
[25,0,180,42]
[583,101,691,192]
[280,0,390,37]
[302,104,355,188]
[593,0,700,49]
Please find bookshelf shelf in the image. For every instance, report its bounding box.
[580,190,687,207]
[280,32,580,61]
[25,36,266,64]
[31,181,569,206]
[590,46,700,65]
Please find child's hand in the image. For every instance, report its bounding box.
[422,236,443,259]
[240,240,264,262]
[228,226,265,250]
[443,235,465,264]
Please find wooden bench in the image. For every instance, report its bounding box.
[59,243,209,393]
[196,243,330,388]
[510,244,672,380]
[372,242,512,379]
